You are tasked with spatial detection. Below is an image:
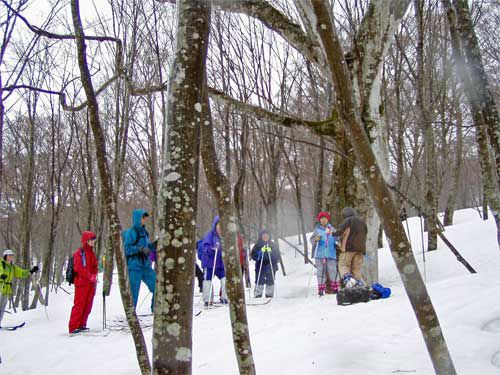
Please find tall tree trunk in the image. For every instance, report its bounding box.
[293,174,309,262]
[443,91,463,226]
[201,80,256,375]
[310,2,456,373]
[152,1,210,373]
[147,94,159,225]
[70,1,151,373]
[19,100,36,310]
[442,0,500,247]
[482,190,489,221]
[234,114,249,231]
[314,137,325,218]
[452,0,500,187]
[415,0,438,251]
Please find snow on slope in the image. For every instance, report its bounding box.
[1,208,499,374]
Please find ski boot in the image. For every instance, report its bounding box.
[318,283,326,296]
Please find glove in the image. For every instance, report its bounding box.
[89,274,97,284]
[29,266,39,274]
[0,274,7,280]
[139,247,151,257]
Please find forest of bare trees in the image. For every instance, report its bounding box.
[1,0,499,374]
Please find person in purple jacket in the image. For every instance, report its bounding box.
[201,216,227,306]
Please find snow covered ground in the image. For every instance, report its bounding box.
[1,208,499,374]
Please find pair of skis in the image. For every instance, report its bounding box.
[69,328,111,337]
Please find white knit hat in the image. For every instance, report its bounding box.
[3,249,14,257]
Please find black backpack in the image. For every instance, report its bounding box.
[66,249,83,285]
[337,286,371,306]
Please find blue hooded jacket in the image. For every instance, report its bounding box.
[201,216,224,269]
[311,223,337,259]
[123,209,155,269]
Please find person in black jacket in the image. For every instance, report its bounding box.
[334,207,368,288]
[251,230,279,298]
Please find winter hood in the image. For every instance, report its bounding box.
[342,207,357,219]
[210,216,220,233]
[81,231,96,247]
[132,209,149,229]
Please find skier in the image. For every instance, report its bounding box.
[68,231,98,334]
[250,230,279,298]
[334,207,367,288]
[0,250,39,328]
[201,216,228,306]
[123,209,156,311]
[310,211,340,296]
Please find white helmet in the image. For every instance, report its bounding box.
[3,249,14,257]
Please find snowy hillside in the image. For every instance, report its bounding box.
[1,208,499,374]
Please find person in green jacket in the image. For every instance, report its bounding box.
[0,249,38,327]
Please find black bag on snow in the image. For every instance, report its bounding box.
[337,286,371,306]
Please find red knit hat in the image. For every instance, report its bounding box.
[317,211,331,222]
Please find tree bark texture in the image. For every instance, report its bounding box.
[307,1,457,373]
[70,1,151,373]
[200,79,256,375]
[442,0,500,248]
[414,0,438,251]
[153,1,210,374]
[452,0,500,189]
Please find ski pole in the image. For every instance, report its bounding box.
[306,240,319,298]
[137,291,150,311]
[419,215,427,283]
[208,247,218,306]
[268,250,276,297]
[320,258,326,296]
[255,250,264,297]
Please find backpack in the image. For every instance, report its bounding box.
[337,286,371,306]
[122,227,146,247]
[66,248,83,285]
[196,240,203,261]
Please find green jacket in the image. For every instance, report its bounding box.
[0,259,30,296]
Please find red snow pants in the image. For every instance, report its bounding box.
[68,283,96,333]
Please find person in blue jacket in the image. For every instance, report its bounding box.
[250,229,279,298]
[201,216,227,306]
[310,211,339,296]
[123,209,156,311]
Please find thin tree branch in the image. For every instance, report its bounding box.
[208,87,338,137]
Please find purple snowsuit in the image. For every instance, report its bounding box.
[201,216,224,270]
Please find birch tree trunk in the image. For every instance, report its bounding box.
[452,0,500,187]
[70,1,151,373]
[443,89,463,226]
[306,2,456,373]
[19,100,36,310]
[414,0,438,251]
[200,79,256,375]
[153,1,210,373]
[442,0,500,248]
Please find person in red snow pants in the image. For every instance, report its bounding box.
[68,231,98,334]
